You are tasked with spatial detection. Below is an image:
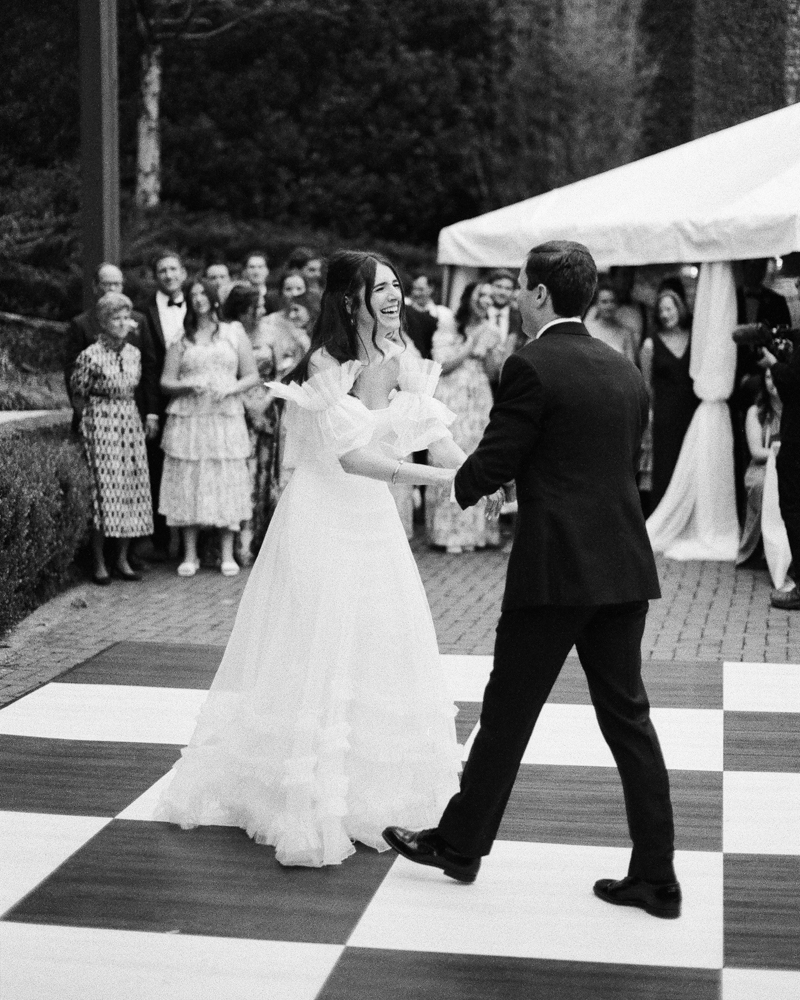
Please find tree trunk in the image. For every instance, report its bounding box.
[135,41,162,210]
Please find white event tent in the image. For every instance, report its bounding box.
[438,102,800,562]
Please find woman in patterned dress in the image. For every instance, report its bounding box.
[159,279,260,577]
[221,283,281,564]
[70,292,153,584]
[426,282,501,553]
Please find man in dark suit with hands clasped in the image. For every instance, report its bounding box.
[384,241,681,919]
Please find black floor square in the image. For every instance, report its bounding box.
[499,765,722,852]
[6,819,395,944]
[725,854,800,969]
[548,659,721,710]
[724,712,800,772]
[318,949,721,1000]
[60,642,224,689]
[0,737,180,815]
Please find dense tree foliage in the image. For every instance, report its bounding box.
[0,0,792,319]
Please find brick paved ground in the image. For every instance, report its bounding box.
[2,533,799,709]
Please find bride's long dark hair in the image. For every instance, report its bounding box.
[288,250,407,384]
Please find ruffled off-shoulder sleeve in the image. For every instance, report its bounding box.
[388,353,456,455]
[268,360,375,457]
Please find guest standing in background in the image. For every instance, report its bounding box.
[407,273,458,357]
[585,281,638,365]
[737,368,782,566]
[426,282,500,553]
[485,269,525,392]
[243,251,279,315]
[222,283,281,563]
[262,273,314,377]
[204,261,234,304]
[70,293,153,585]
[139,250,188,561]
[639,289,698,511]
[285,246,325,294]
[65,264,156,446]
[159,279,260,577]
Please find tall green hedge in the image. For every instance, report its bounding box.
[0,424,90,637]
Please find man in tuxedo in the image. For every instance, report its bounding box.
[384,241,680,919]
[486,269,526,392]
[139,250,188,560]
[65,263,158,437]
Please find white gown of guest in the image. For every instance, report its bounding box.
[157,350,462,867]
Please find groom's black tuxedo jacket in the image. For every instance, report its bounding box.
[454,321,660,610]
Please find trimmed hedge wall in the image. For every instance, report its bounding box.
[0,423,91,637]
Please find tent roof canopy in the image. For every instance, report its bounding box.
[438,103,800,271]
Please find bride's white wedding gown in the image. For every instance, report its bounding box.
[156,352,462,867]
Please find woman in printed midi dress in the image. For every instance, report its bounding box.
[70,292,153,584]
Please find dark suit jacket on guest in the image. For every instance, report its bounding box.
[405,307,438,360]
[65,307,157,427]
[454,321,660,610]
[138,295,174,419]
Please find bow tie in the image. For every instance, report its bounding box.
[167,298,184,307]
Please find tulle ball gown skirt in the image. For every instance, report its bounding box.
[157,461,461,867]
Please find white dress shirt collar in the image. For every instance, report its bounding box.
[535,316,582,340]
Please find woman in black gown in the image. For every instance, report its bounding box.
[640,289,699,511]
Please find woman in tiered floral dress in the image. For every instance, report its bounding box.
[158,279,260,577]
[157,251,491,867]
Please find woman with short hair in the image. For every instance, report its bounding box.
[70,292,153,584]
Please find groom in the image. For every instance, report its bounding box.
[384,241,681,919]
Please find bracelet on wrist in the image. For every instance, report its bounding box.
[391,459,406,485]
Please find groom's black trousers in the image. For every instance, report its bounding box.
[437,601,676,882]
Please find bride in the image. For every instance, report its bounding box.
[157,250,470,867]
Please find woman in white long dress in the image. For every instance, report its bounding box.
[157,251,469,867]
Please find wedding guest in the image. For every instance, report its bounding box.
[243,250,279,314]
[286,246,325,292]
[204,260,234,304]
[267,269,307,313]
[159,279,260,577]
[737,368,783,565]
[486,269,525,391]
[409,273,458,339]
[585,281,638,364]
[139,250,188,561]
[262,277,314,377]
[222,283,280,562]
[65,263,155,442]
[70,293,153,584]
[426,282,501,553]
[639,289,699,511]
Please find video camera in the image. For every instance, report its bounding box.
[732,323,800,364]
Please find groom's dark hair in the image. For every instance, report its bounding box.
[524,241,597,318]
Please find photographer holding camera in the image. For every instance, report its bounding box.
[754,262,800,609]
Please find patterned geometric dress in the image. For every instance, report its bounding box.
[70,341,153,538]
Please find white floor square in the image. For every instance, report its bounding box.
[348,841,723,969]
[0,923,343,1000]
[723,663,800,713]
[0,811,110,916]
[722,968,800,1000]
[461,704,723,771]
[723,771,800,854]
[0,684,206,744]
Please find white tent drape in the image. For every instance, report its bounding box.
[646,262,740,560]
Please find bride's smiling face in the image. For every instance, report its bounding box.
[353,262,402,338]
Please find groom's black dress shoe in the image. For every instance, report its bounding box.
[382,827,481,884]
[593,875,682,919]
